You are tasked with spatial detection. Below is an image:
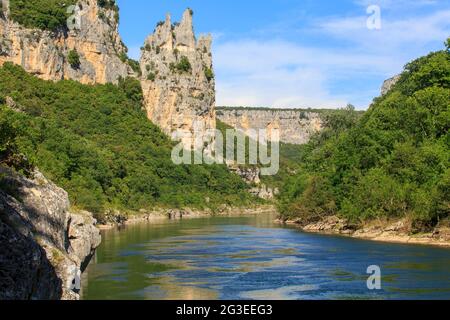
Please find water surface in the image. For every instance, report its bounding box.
[82,214,450,300]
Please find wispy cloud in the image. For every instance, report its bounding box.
[214,39,396,109]
[318,10,450,51]
[215,7,450,109]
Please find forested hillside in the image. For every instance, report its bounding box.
[279,43,450,232]
[0,63,253,219]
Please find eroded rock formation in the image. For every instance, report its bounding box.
[0,167,101,300]
[1,3,216,150]
[139,9,216,151]
[0,0,133,84]
[217,108,323,145]
[381,74,401,95]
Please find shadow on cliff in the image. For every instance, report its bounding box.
[0,168,64,300]
[0,212,63,300]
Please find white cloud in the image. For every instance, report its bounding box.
[355,0,438,9]
[214,8,450,109]
[318,10,450,51]
[214,39,397,109]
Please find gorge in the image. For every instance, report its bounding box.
[0,0,449,301]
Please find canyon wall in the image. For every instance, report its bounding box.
[0,0,133,84]
[139,9,216,151]
[217,108,323,145]
[0,167,101,300]
[1,3,215,151]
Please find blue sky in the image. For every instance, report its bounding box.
[117,0,450,110]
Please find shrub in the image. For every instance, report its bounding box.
[118,76,143,104]
[97,0,118,11]
[204,67,214,81]
[67,49,80,69]
[170,56,191,74]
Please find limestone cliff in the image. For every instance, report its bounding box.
[0,167,101,300]
[0,0,133,84]
[381,75,401,95]
[139,9,216,151]
[217,108,323,145]
[1,3,216,150]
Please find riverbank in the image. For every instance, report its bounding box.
[97,205,278,230]
[83,212,450,300]
[280,216,450,248]
[98,206,450,248]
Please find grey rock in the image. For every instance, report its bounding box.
[217,108,324,145]
[0,167,101,300]
[381,75,401,95]
[140,9,216,151]
[0,0,132,84]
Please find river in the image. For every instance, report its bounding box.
[82,214,450,300]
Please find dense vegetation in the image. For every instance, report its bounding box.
[0,63,254,219]
[278,46,450,231]
[9,0,77,31]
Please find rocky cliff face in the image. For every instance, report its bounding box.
[217,108,323,145]
[139,9,216,151]
[381,75,401,95]
[0,167,101,300]
[0,0,133,84]
[1,3,216,150]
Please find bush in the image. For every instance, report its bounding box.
[204,67,214,81]
[97,0,119,13]
[147,72,156,81]
[67,50,80,69]
[118,76,143,104]
[0,106,33,175]
[170,56,191,73]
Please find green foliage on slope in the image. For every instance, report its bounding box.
[0,63,253,218]
[278,48,450,231]
[215,119,305,189]
[9,0,77,31]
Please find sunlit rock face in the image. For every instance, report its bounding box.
[0,0,133,84]
[381,75,401,96]
[139,9,216,152]
[1,3,216,151]
[217,108,323,145]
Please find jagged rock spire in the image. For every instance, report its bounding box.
[174,8,195,49]
[139,8,216,152]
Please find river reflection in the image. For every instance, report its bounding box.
[82,214,450,300]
